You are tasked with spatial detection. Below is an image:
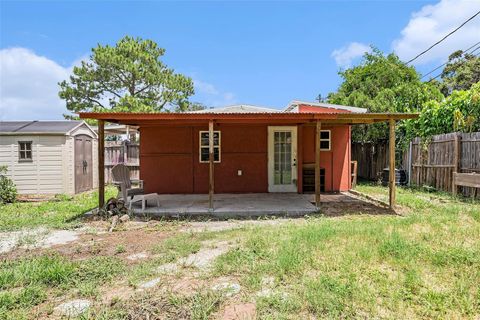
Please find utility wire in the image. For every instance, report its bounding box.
[406,10,480,65]
[421,40,480,79]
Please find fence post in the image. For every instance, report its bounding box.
[408,141,412,186]
[123,140,128,164]
[452,133,461,195]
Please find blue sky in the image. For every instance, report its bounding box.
[1,0,479,119]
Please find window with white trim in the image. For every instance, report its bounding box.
[18,141,33,161]
[199,131,221,163]
[320,130,331,151]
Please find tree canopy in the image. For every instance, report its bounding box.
[59,36,194,116]
[327,48,443,143]
[408,82,480,139]
[435,50,480,96]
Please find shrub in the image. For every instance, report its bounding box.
[0,166,17,204]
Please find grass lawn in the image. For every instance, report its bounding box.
[0,186,117,232]
[0,183,479,319]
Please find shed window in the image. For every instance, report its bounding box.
[320,130,331,151]
[18,141,33,161]
[199,131,220,163]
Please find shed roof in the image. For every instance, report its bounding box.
[0,120,84,135]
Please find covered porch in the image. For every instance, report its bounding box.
[131,192,393,218]
[80,111,418,214]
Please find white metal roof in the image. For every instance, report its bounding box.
[187,104,282,114]
[285,100,368,113]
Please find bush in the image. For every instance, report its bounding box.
[0,166,17,204]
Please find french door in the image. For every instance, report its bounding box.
[267,126,298,192]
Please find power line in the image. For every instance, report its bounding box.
[406,10,480,65]
[421,40,480,79]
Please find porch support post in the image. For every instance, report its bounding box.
[315,121,321,208]
[98,120,105,209]
[208,120,214,211]
[388,119,396,209]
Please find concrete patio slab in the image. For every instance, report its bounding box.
[133,193,318,217]
[127,192,393,218]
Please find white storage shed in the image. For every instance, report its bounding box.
[0,120,98,195]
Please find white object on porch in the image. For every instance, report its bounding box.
[128,193,160,212]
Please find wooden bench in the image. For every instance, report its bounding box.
[453,172,480,197]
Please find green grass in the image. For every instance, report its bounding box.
[212,184,480,319]
[0,186,116,231]
[0,254,126,317]
[1,183,479,319]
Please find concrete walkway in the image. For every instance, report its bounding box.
[136,193,318,217]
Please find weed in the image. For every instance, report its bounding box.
[114,244,126,254]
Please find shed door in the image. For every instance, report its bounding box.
[75,135,93,193]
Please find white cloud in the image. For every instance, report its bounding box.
[0,47,75,120]
[331,42,372,68]
[193,78,236,107]
[392,0,480,65]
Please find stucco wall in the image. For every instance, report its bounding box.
[140,123,351,194]
[140,124,268,194]
[300,125,351,192]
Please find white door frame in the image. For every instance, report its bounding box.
[267,126,298,192]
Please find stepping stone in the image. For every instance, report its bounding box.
[256,289,289,300]
[55,299,91,317]
[260,276,275,288]
[212,282,241,297]
[256,288,273,298]
[179,244,229,269]
[157,262,179,273]
[138,278,161,289]
[126,252,148,261]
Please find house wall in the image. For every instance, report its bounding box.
[299,125,351,192]
[298,105,350,113]
[140,123,351,194]
[140,124,268,194]
[0,135,67,194]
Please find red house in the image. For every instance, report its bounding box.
[81,101,416,211]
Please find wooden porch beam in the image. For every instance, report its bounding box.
[388,119,396,209]
[315,121,321,208]
[209,120,214,211]
[98,120,105,208]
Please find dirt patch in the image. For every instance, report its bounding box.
[2,223,172,264]
[181,219,293,233]
[101,283,136,305]
[321,192,395,216]
[220,303,256,320]
[52,227,171,263]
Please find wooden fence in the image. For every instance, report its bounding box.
[351,141,388,181]
[352,132,480,197]
[104,141,140,183]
